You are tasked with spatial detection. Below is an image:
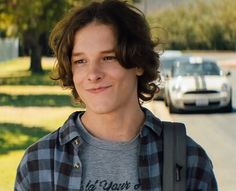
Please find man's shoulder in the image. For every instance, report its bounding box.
[23,129,60,160]
[186,136,215,182]
[186,136,217,189]
[24,111,82,156]
[186,136,212,166]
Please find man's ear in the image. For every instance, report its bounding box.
[136,67,144,76]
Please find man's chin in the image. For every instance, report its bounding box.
[85,104,116,115]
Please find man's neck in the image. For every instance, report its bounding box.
[81,105,145,142]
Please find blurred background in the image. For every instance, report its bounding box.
[0,0,236,190]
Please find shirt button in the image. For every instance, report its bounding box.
[74,162,81,169]
[74,138,80,145]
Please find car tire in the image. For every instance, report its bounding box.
[169,100,179,113]
[165,92,171,107]
[164,96,168,106]
[221,97,232,113]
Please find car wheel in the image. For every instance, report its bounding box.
[169,100,179,113]
[164,96,168,106]
[165,92,171,107]
[221,97,232,113]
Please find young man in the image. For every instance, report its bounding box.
[15,0,217,190]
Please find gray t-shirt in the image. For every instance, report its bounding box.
[76,114,141,191]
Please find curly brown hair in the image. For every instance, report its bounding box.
[49,0,160,102]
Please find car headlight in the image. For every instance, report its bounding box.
[221,83,229,92]
[172,84,181,93]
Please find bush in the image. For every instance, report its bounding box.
[149,0,236,50]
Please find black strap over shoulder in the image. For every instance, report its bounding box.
[162,121,187,191]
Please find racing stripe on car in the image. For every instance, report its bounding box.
[201,75,207,90]
[195,75,200,90]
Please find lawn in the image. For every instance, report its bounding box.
[0,57,81,190]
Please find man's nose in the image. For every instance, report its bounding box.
[87,62,104,82]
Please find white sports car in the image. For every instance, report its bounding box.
[165,57,232,113]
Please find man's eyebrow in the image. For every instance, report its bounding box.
[100,49,115,54]
[71,49,115,57]
[71,52,83,57]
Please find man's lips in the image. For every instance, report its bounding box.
[86,85,112,93]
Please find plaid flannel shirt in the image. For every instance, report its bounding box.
[15,108,218,191]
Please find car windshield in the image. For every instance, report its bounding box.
[160,58,176,72]
[172,61,220,77]
[160,56,188,74]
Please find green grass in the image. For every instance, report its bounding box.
[0,123,50,153]
[0,57,82,190]
[0,57,56,85]
[0,93,74,107]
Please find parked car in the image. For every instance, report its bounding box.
[165,57,232,113]
[154,51,183,100]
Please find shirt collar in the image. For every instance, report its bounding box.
[58,107,162,145]
[59,111,83,145]
[142,107,163,137]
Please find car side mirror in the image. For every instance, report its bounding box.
[226,71,231,76]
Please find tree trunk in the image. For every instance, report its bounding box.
[24,30,44,74]
[30,43,43,74]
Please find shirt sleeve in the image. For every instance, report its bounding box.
[14,152,30,191]
[186,136,218,191]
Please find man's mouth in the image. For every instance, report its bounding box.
[86,85,112,94]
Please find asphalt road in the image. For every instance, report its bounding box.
[145,67,236,191]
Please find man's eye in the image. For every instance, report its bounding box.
[103,56,117,61]
[73,59,86,64]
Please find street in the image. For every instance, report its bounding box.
[144,67,236,191]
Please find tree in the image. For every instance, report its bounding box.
[0,0,97,73]
[148,0,236,50]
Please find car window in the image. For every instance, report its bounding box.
[160,59,176,72]
[172,61,220,77]
[160,56,189,74]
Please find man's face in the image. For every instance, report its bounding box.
[71,22,142,115]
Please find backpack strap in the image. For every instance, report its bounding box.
[162,121,187,191]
